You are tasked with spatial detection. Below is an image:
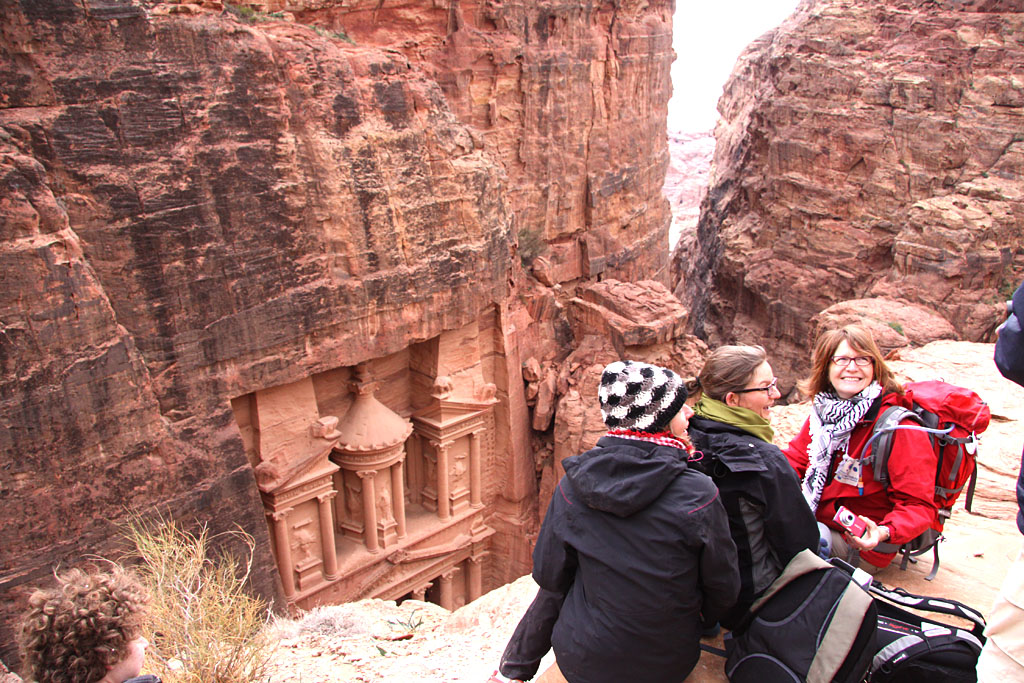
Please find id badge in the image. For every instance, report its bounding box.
[834,454,862,487]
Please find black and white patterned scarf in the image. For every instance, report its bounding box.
[801,382,883,511]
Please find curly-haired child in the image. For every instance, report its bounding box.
[17,567,159,683]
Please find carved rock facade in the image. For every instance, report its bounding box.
[675,0,1024,382]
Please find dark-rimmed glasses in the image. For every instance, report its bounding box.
[831,356,872,367]
[733,378,778,394]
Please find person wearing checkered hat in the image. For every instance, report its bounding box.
[598,359,692,444]
[498,360,739,683]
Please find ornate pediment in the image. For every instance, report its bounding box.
[256,434,339,498]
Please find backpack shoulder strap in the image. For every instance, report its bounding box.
[865,406,922,488]
[731,550,834,633]
[749,549,831,611]
[869,582,986,636]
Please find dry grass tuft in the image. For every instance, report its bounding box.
[123,516,274,683]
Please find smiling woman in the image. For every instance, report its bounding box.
[784,324,937,574]
[685,345,820,626]
[828,342,876,398]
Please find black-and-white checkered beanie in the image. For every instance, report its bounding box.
[598,360,688,434]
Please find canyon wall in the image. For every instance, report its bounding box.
[283,0,676,287]
[675,0,1024,386]
[0,0,676,664]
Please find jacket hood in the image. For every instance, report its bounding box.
[561,436,690,517]
[688,416,770,475]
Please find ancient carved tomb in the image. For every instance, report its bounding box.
[231,322,498,612]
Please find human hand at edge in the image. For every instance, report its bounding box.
[845,514,887,551]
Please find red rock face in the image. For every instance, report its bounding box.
[290,0,675,285]
[0,3,512,659]
[675,0,1023,380]
[0,0,677,663]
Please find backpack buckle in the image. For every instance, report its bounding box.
[965,432,978,455]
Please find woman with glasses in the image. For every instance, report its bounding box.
[685,345,819,626]
[783,324,938,573]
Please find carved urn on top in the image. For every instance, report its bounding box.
[330,364,413,553]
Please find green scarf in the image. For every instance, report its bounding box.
[694,396,775,443]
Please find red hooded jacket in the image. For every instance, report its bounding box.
[784,393,938,568]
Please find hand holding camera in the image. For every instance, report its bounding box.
[834,506,892,551]
[833,506,867,538]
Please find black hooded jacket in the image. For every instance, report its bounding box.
[687,416,819,628]
[499,436,739,683]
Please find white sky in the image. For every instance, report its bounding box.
[669,0,801,133]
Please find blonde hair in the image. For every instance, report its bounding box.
[18,567,148,683]
[686,345,768,401]
[799,324,903,398]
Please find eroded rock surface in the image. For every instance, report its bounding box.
[283,0,677,287]
[1,0,511,660]
[676,0,1024,380]
[0,0,677,665]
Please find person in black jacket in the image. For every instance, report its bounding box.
[685,345,819,628]
[994,279,1024,537]
[499,360,739,683]
[978,279,1024,680]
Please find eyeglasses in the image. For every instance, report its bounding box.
[733,378,778,394]
[831,356,873,367]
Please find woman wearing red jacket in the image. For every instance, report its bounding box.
[783,324,938,572]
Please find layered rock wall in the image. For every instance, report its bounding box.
[0,0,676,664]
[1,0,516,661]
[676,0,1024,383]
[286,0,675,287]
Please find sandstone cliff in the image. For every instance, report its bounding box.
[0,0,676,664]
[1,0,511,653]
[675,0,1024,383]
[284,0,676,287]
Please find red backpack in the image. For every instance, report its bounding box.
[864,380,991,580]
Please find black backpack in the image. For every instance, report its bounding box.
[866,580,986,682]
[723,549,878,683]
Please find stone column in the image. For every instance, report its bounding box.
[332,471,346,532]
[435,441,451,521]
[469,430,483,508]
[439,569,456,610]
[466,555,484,602]
[357,470,379,553]
[408,434,422,504]
[411,582,432,602]
[268,507,295,599]
[317,492,339,579]
[391,461,407,539]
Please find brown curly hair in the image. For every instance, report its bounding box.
[17,567,148,683]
